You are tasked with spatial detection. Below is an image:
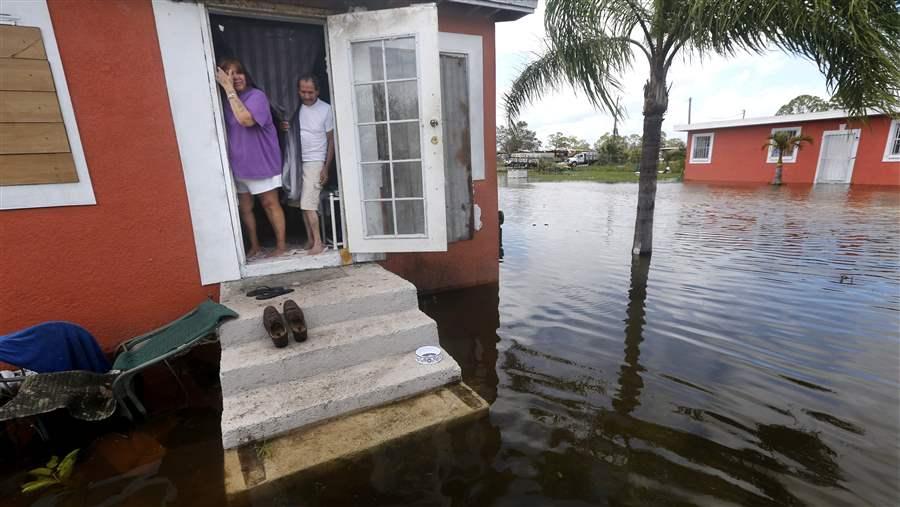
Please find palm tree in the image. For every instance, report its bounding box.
[762,131,812,185]
[505,0,900,256]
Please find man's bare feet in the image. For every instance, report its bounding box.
[268,247,288,258]
[246,247,261,259]
[300,242,313,250]
[308,243,325,255]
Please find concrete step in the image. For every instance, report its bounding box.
[220,309,439,397]
[223,383,489,498]
[221,351,462,449]
[219,264,419,347]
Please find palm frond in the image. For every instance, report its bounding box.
[545,0,652,47]
[687,0,900,116]
[504,14,637,122]
[762,131,813,152]
[504,47,568,121]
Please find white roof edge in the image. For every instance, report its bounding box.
[674,109,889,132]
[450,0,537,13]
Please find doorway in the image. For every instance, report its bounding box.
[815,130,860,184]
[208,12,342,272]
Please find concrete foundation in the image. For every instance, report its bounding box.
[223,383,489,500]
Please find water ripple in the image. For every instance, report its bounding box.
[496,181,900,506]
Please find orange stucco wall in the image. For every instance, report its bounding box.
[0,0,214,352]
[684,115,900,186]
[380,6,501,292]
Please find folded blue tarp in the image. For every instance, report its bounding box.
[0,322,111,373]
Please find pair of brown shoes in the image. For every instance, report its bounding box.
[263,300,307,348]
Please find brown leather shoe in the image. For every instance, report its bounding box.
[283,299,307,342]
[263,306,288,348]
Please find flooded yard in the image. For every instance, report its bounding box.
[5,181,899,506]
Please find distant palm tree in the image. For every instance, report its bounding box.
[762,131,812,185]
[504,0,900,256]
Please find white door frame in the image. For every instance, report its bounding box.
[813,129,861,184]
[155,1,445,282]
[199,6,350,278]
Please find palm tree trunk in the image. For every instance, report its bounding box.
[773,152,784,185]
[631,63,668,256]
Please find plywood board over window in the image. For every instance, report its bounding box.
[0,24,78,186]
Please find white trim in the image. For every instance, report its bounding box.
[766,126,802,164]
[439,32,485,181]
[241,250,343,278]
[0,0,95,210]
[689,132,714,164]
[451,0,537,14]
[883,119,900,163]
[674,109,885,132]
[152,0,241,284]
[814,129,860,184]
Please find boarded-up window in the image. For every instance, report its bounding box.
[440,53,473,242]
[0,24,77,186]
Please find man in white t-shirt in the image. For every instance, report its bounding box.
[294,75,334,255]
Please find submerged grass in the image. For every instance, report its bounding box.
[519,163,683,183]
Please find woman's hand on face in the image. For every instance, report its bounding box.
[215,67,234,91]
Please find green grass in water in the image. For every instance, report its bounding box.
[519,164,683,183]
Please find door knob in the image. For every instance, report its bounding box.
[430,119,439,127]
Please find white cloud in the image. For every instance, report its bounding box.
[496,1,831,144]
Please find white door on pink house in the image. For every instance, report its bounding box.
[815,130,860,184]
[327,4,448,253]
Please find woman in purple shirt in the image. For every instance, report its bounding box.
[215,58,286,258]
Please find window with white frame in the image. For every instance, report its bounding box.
[766,126,802,163]
[884,119,900,162]
[0,1,95,210]
[690,133,714,163]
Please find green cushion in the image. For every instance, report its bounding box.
[112,300,237,371]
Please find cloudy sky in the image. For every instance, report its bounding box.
[496,2,832,144]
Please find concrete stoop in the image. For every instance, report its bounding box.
[223,383,489,499]
[219,264,469,450]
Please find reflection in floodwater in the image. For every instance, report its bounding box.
[613,255,650,416]
[493,182,898,506]
[495,254,848,506]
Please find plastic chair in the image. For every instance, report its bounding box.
[111,299,238,419]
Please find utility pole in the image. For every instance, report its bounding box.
[687,97,692,124]
[742,109,746,119]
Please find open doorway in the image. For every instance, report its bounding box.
[209,13,341,268]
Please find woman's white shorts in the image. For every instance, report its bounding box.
[234,174,282,195]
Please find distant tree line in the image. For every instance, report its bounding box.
[497,121,686,165]
[496,121,542,154]
[776,94,843,115]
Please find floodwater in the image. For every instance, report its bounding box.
[6,181,900,506]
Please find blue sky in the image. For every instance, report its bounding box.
[496,2,832,144]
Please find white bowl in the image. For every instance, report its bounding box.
[415,346,443,365]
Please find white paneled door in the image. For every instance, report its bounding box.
[328,4,448,253]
